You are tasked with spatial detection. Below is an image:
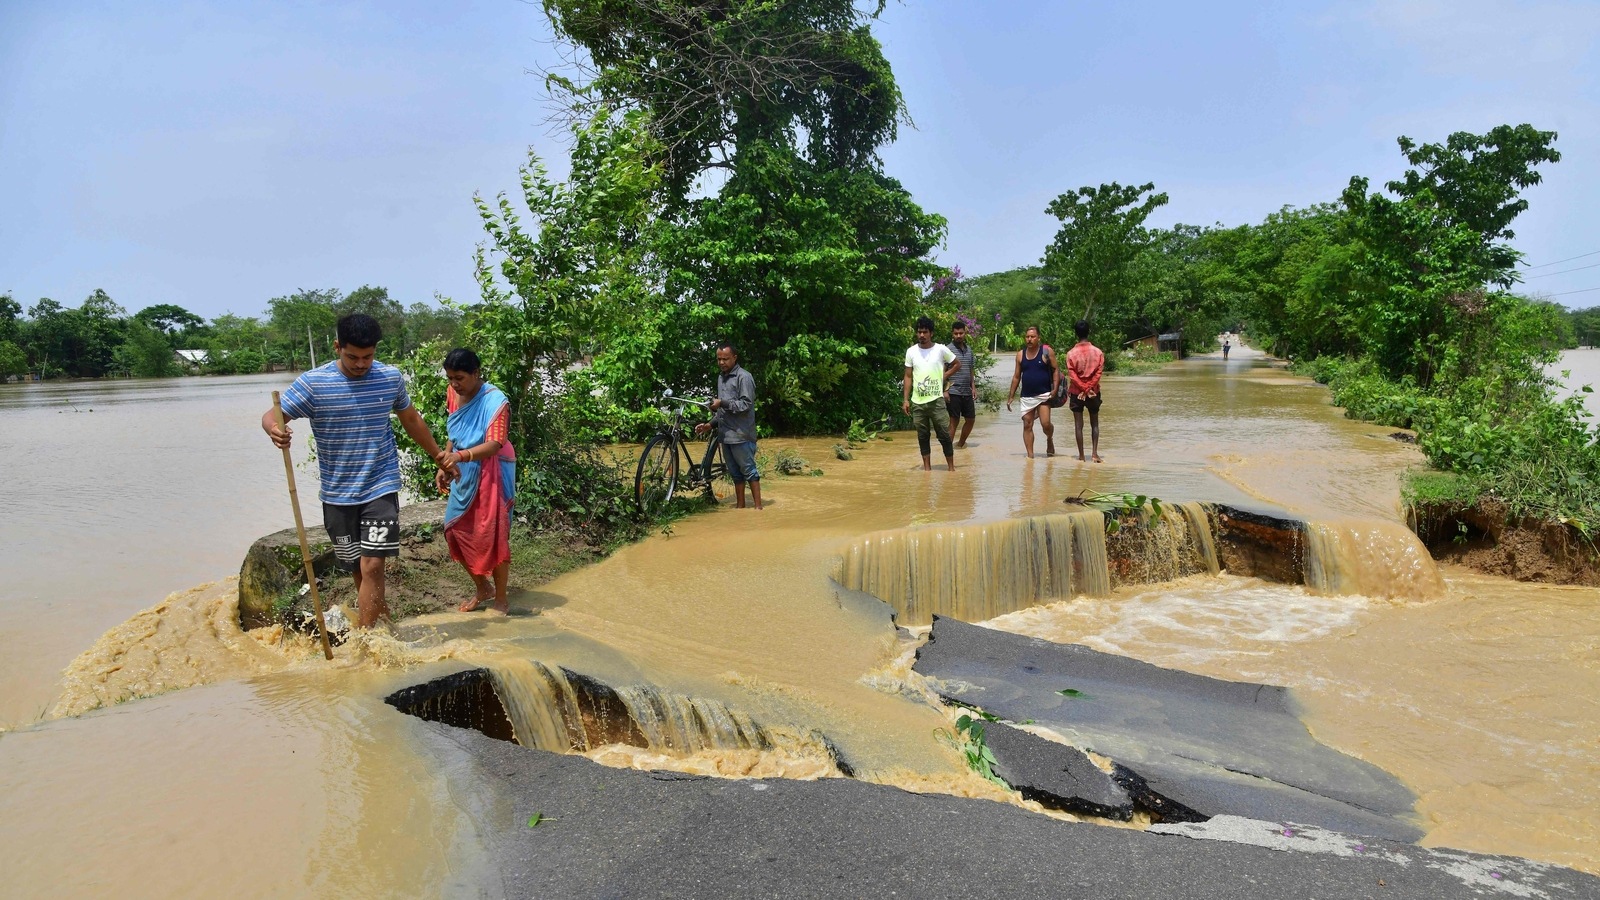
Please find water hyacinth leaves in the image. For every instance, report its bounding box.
[1066,490,1165,533]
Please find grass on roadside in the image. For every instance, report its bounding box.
[1402,469,1481,509]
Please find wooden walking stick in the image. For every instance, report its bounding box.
[273,390,334,660]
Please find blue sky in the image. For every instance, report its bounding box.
[2,0,1597,320]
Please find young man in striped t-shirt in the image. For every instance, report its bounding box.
[943,319,977,450]
[261,314,455,628]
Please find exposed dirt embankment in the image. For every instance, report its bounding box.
[238,500,607,630]
[1409,498,1600,586]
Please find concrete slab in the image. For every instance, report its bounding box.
[913,616,1422,841]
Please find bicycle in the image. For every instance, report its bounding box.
[634,389,729,515]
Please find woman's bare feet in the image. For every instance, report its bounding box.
[486,599,510,616]
[458,592,492,612]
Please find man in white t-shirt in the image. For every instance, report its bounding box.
[902,315,962,471]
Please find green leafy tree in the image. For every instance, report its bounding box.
[398,112,664,536]
[116,320,181,377]
[401,301,464,352]
[540,0,943,434]
[267,289,339,368]
[1231,206,1361,360]
[206,314,269,358]
[467,112,666,447]
[1570,307,1600,348]
[651,140,945,432]
[0,293,21,345]
[75,290,128,377]
[209,349,266,375]
[949,267,1055,347]
[338,285,407,355]
[1340,124,1559,385]
[1041,182,1169,332]
[1113,224,1233,349]
[543,0,904,200]
[133,304,204,345]
[0,340,26,378]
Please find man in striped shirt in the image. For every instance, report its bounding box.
[943,320,977,449]
[261,314,455,628]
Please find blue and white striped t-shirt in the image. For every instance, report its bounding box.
[279,360,412,505]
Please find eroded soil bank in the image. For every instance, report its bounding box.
[1410,496,1600,586]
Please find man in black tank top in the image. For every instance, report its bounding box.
[1004,325,1059,458]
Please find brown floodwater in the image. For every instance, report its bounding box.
[2,344,1597,896]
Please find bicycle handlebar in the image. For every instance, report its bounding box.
[661,391,712,409]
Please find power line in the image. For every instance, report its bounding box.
[1550,286,1600,297]
[1523,249,1600,269]
[1528,261,1600,279]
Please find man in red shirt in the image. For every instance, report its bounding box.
[1065,319,1105,463]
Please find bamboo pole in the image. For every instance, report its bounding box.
[273,391,334,660]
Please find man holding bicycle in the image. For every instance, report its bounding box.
[695,342,762,510]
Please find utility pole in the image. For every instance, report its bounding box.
[307,324,316,368]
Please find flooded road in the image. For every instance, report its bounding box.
[3,344,1597,894]
[0,373,308,724]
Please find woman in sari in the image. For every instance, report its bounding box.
[436,348,516,614]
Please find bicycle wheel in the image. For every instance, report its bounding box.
[698,433,728,502]
[635,434,678,515]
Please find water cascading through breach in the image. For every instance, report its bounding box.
[1104,501,1221,586]
[487,658,778,755]
[1302,518,1445,601]
[832,511,1112,625]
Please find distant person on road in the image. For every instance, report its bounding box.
[436,348,516,615]
[1066,319,1105,463]
[903,316,961,471]
[1223,335,1231,360]
[695,342,761,509]
[944,320,978,449]
[262,314,455,629]
[1005,325,1059,458]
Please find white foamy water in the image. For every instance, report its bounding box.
[987,574,1376,672]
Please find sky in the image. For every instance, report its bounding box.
[1,0,1598,321]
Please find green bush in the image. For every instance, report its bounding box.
[1290,356,1348,385]
[1327,370,1429,430]
[207,349,265,375]
[1108,344,1174,376]
[561,367,667,443]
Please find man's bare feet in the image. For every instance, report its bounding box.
[1092,454,1103,463]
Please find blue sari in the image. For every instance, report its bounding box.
[444,383,515,575]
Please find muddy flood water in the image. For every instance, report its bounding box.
[2,345,1597,896]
